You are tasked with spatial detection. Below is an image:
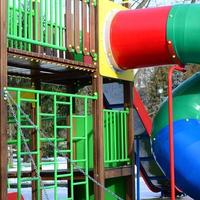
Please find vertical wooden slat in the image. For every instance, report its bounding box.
[33,2,42,53]
[66,0,74,52]
[89,0,96,56]
[74,0,80,53]
[82,1,89,55]
[93,73,105,200]
[124,81,135,200]
[0,1,8,199]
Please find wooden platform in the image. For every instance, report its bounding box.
[8,166,132,181]
[8,48,97,84]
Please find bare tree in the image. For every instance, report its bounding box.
[136,0,151,8]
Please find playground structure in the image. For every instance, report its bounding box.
[0,0,200,200]
[2,1,134,200]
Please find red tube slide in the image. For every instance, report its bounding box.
[108,6,174,70]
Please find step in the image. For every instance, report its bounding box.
[21,125,37,129]
[40,161,55,166]
[21,177,39,182]
[40,113,54,117]
[57,173,72,178]
[72,137,86,141]
[41,185,55,190]
[56,149,71,154]
[73,181,87,186]
[56,101,71,105]
[72,115,85,118]
[21,151,38,156]
[72,159,86,163]
[21,98,37,103]
[56,125,71,129]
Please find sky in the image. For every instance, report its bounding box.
[115,0,200,7]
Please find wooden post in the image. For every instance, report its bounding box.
[124,81,135,200]
[92,73,104,200]
[31,69,41,200]
[32,1,42,53]
[0,1,8,199]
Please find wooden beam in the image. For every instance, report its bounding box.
[93,73,105,200]
[105,166,132,179]
[0,1,8,199]
[124,81,135,200]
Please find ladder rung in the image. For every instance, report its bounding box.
[57,173,72,178]
[40,138,55,142]
[73,137,86,141]
[73,181,87,186]
[21,139,30,143]
[57,138,67,142]
[56,101,71,105]
[8,140,17,145]
[41,185,55,190]
[40,161,55,166]
[21,177,39,182]
[40,113,54,117]
[21,125,36,129]
[72,115,85,118]
[56,125,71,129]
[72,159,86,163]
[21,98,37,103]
[21,151,38,156]
[56,150,71,154]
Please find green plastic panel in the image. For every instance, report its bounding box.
[75,177,126,200]
[167,4,200,64]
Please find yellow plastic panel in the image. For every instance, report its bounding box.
[98,0,134,81]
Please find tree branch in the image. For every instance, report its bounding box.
[136,0,151,9]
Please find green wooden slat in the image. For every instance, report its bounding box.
[103,109,130,165]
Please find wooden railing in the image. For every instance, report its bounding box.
[7,0,97,64]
